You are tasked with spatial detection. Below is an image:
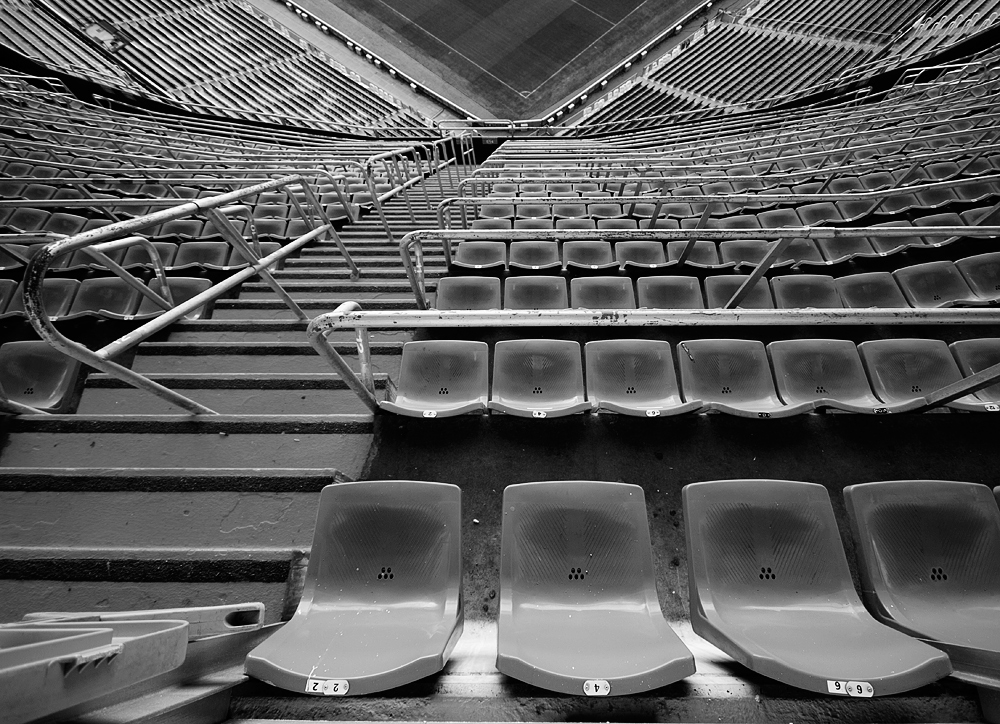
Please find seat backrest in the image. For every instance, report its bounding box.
[615,241,666,266]
[7,279,80,317]
[394,341,489,407]
[501,481,659,610]
[563,241,613,267]
[636,276,704,309]
[893,261,976,307]
[0,340,82,411]
[435,276,501,310]
[771,275,843,309]
[684,480,861,616]
[844,481,1000,613]
[173,242,230,268]
[302,481,461,611]
[137,278,212,319]
[491,339,584,406]
[836,272,909,308]
[503,277,568,309]
[859,338,965,402]
[949,338,1000,402]
[509,241,559,267]
[454,241,507,266]
[768,339,878,406]
[719,240,769,265]
[69,278,141,316]
[570,277,636,309]
[704,276,774,309]
[585,339,683,408]
[677,339,779,405]
[665,241,720,265]
[956,252,1000,298]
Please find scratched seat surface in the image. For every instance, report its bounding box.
[244,480,464,695]
[844,480,1000,679]
[683,479,951,696]
[497,481,695,695]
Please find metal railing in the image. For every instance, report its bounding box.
[12,173,357,416]
[306,302,1000,417]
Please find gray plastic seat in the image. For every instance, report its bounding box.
[0,278,15,312]
[585,340,701,416]
[121,242,178,269]
[955,252,1000,302]
[66,278,141,319]
[498,481,695,694]
[615,241,668,274]
[859,338,985,411]
[478,204,515,220]
[451,241,507,274]
[0,341,82,412]
[816,235,879,263]
[379,341,488,418]
[771,275,843,309]
[677,339,812,417]
[704,275,774,309]
[949,338,1000,407]
[503,277,567,310]
[665,241,721,266]
[515,203,550,220]
[570,277,635,309]
[636,277,704,309]
[768,339,915,413]
[555,218,596,230]
[683,479,952,695]
[597,218,638,230]
[245,480,463,695]
[843,480,1000,678]
[171,242,230,269]
[136,278,212,320]
[866,220,922,254]
[562,241,616,275]
[508,241,560,274]
[434,276,501,310]
[489,339,589,418]
[893,261,986,308]
[836,272,909,308]
[6,279,79,318]
[471,219,511,230]
[719,240,769,267]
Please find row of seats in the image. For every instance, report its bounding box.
[434,260,1000,310]
[382,337,1000,418]
[248,478,1000,697]
[0,277,212,322]
[1,240,282,279]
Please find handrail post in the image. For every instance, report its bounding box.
[306,302,379,415]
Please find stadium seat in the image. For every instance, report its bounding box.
[513,219,554,230]
[665,241,721,267]
[380,341,489,417]
[171,242,231,270]
[471,219,512,230]
[859,339,986,410]
[5,279,80,318]
[135,278,213,320]
[636,276,704,309]
[508,241,561,274]
[515,203,550,220]
[450,241,507,275]
[683,479,952,695]
[956,252,1000,301]
[0,278,15,312]
[497,480,695,693]
[866,220,922,254]
[597,219,638,230]
[835,272,909,308]
[843,480,1000,677]
[121,242,178,269]
[434,277,501,310]
[158,219,205,238]
[719,240,769,267]
[615,241,668,275]
[570,277,636,309]
[555,218,596,230]
[489,339,589,417]
[771,275,843,308]
[815,235,879,263]
[245,480,463,695]
[478,204,515,220]
[562,241,617,275]
[66,278,142,319]
[704,276,774,309]
[0,341,82,412]
[768,339,914,413]
[893,261,988,308]
[503,277,568,309]
[677,339,812,417]
[949,338,1000,407]
[585,340,701,416]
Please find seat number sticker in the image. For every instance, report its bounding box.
[645,409,660,417]
[532,410,547,418]
[583,679,611,696]
[422,410,438,418]
[827,680,872,697]
[306,678,349,695]
[986,404,999,412]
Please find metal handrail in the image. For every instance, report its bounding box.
[306,302,1000,416]
[19,174,357,416]
[399,220,1000,310]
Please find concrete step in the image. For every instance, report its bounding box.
[78,385,378,415]
[131,349,401,375]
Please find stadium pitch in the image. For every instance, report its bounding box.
[328,0,708,118]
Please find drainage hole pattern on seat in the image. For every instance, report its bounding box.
[759,567,776,580]
[627,386,636,395]
[569,567,586,580]
[930,567,947,582]
[22,386,35,395]
[911,384,922,393]
[439,387,449,395]
[533,386,543,395]
[377,566,394,580]
[815,386,827,394]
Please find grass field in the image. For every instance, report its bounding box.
[328,0,709,118]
